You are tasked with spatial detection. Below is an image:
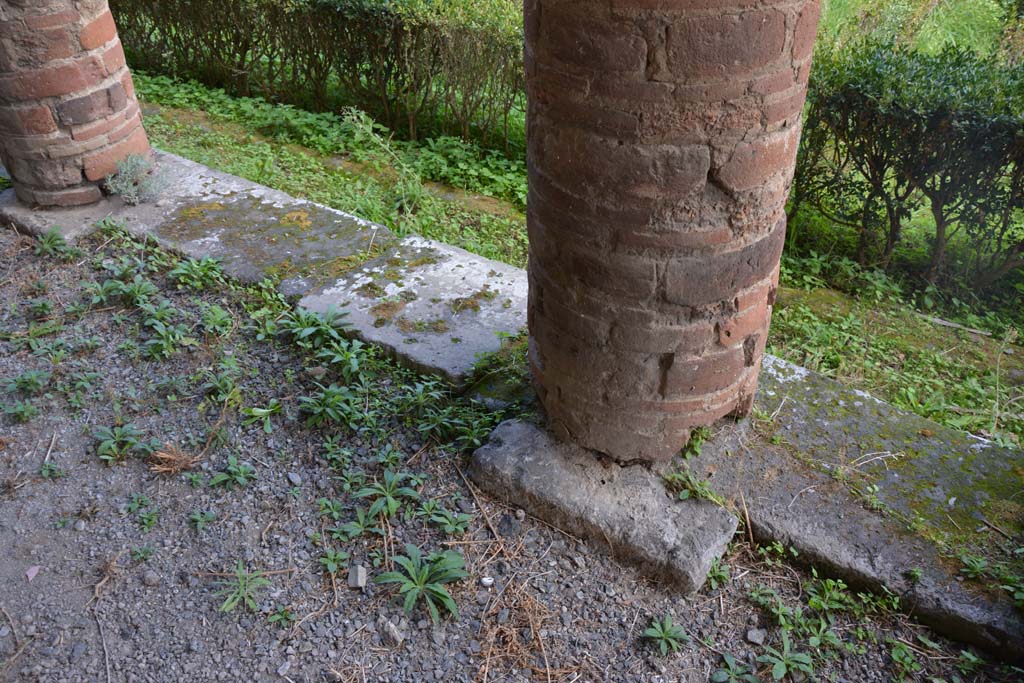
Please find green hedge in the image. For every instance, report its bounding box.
[793,41,1024,291]
[110,0,524,150]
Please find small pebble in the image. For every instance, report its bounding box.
[348,565,367,589]
[142,570,160,587]
[287,472,302,486]
[514,509,526,521]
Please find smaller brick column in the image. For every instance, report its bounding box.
[0,0,149,207]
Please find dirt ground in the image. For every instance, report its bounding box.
[0,224,1018,682]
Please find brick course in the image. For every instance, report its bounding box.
[0,0,149,207]
[527,0,820,462]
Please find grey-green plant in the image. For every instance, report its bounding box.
[131,545,154,562]
[643,615,690,656]
[319,548,350,575]
[216,560,271,612]
[329,506,383,541]
[209,455,256,488]
[39,461,65,479]
[201,304,234,337]
[355,470,420,518]
[168,257,225,291]
[429,508,472,535]
[138,508,159,532]
[4,400,39,423]
[93,424,157,463]
[35,228,79,260]
[757,632,814,681]
[7,369,52,395]
[373,544,467,622]
[711,653,759,683]
[707,557,730,591]
[105,153,167,205]
[189,510,216,531]
[268,606,295,628]
[241,400,281,433]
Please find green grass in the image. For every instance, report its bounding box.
[143,106,527,268]
[821,0,1011,56]
[140,78,1023,449]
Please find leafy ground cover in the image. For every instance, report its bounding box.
[135,80,1024,450]
[1,223,1019,682]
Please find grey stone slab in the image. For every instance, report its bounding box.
[1,150,524,385]
[469,419,739,593]
[300,236,527,387]
[680,355,1024,658]
[758,355,1021,540]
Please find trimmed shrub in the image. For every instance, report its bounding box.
[110,0,524,150]
[796,42,1024,290]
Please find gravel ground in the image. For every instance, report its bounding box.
[0,224,1017,683]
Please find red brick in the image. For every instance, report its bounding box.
[105,109,142,143]
[717,297,769,347]
[751,68,795,97]
[71,106,126,140]
[79,10,116,50]
[119,70,135,100]
[794,1,822,61]
[667,10,787,80]
[533,124,709,203]
[13,56,104,100]
[663,394,743,432]
[7,154,82,190]
[611,0,763,10]
[609,319,715,355]
[568,244,659,299]
[23,9,80,30]
[615,224,734,251]
[12,27,77,65]
[764,86,808,127]
[31,184,103,207]
[82,125,149,180]
[541,6,646,75]
[716,126,801,192]
[534,94,640,140]
[663,346,746,398]
[99,40,126,75]
[665,218,787,307]
[0,104,56,135]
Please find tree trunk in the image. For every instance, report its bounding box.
[926,202,949,283]
[525,0,822,462]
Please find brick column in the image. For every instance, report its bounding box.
[526,0,820,462]
[0,0,149,207]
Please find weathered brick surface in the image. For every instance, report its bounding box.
[0,0,149,207]
[528,0,820,462]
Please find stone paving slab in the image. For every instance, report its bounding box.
[0,153,525,386]
[469,419,739,593]
[300,236,526,386]
[683,356,1024,658]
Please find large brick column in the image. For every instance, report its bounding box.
[526,0,820,462]
[0,0,149,207]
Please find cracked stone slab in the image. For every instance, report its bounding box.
[680,355,1024,659]
[469,419,738,593]
[299,236,527,387]
[2,152,526,385]
[0,153,395,294]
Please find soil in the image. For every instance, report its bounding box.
[0,224,1016,682]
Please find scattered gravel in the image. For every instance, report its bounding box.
[0,226,1015,682]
